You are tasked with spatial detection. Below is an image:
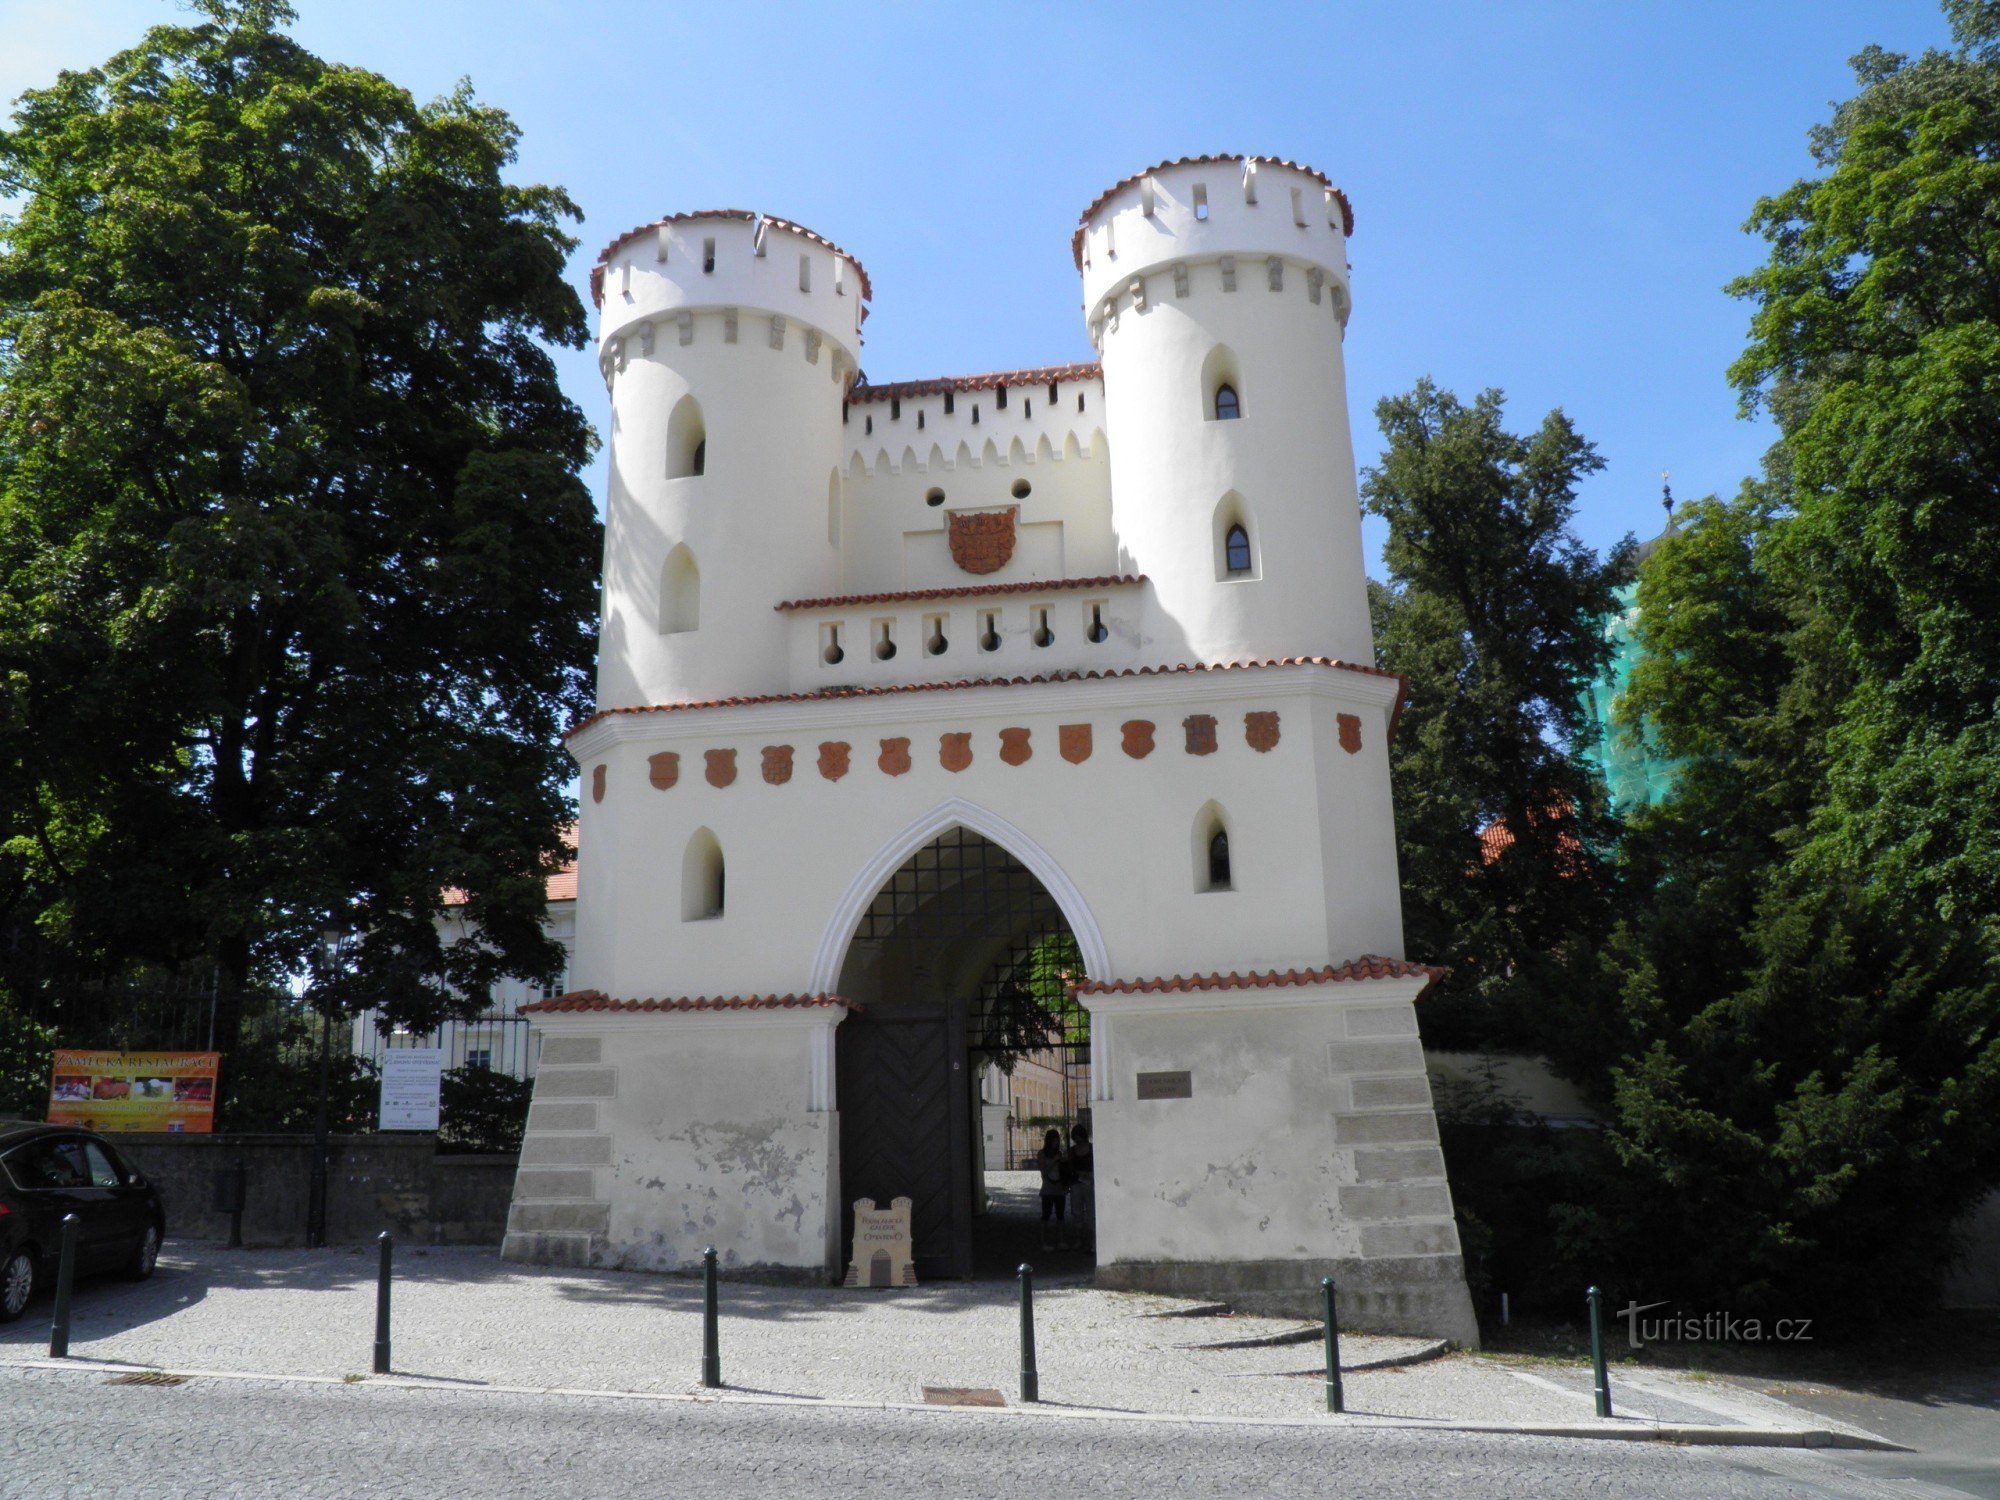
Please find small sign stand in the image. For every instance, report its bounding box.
[842,1196,917,1288]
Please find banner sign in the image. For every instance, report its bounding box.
[48,1050,221,1134]
[378,1047,444,1131]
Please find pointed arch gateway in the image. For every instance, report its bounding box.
[815,799,1108,1281]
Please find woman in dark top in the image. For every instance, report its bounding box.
[1036,1128,1067,1249]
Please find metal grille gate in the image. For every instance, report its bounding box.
[835,828,1087,1277]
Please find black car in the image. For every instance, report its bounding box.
[0,1122,165,1322]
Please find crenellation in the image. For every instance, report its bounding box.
[543,156,1473,1342]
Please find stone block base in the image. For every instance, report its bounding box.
[1096,1254,1480,1347]
[501,1230,597,1267]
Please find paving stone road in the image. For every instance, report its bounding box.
[0,1364,1946,1500]
[0,1241,1866,1435]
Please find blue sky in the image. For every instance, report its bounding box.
[2,0,1956,568]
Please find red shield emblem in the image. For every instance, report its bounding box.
[940,732,972,773]
[705,749,737,788]
[818,741,851,781]
[1121,720,1155,759]
[1183,714,1218,756]
[762,745,793,785]
[999,728,1031,766]
[1245,712,1280,753]
[1059,724,1092,764]
[1338,713,1363,755]
[948,506,1018,575]
[879,737,912,776]
[590,764,606,803]
[648,752,680,789]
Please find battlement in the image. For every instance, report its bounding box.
[1074,156,1353,321]
[593,209,869,366]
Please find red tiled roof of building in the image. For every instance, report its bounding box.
[589,210,873,307]
[1069,955,1443,998]
[567,657,1409,740]
[442,824,576,908]
[1071,155,1355,267]
[1476,803,1587,869]
[845,362,1102,405]
[519,991,856,1015]
[776,575,1144,612]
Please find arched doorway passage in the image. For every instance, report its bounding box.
[834,827,1093,1280]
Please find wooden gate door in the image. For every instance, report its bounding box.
[837,1002,971,1280]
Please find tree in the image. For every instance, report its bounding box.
[1363,381,1629,1053]
[0,1,599,1053]
[1581,1,2000,1322]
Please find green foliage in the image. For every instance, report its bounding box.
[0,988,56,1119]
[0,0,598,1049]
[984,932,1087,1060]
[218,1005,379,1132]
[1362,380,1629,1054]
[1573,4,2000,1325]
[438,1063,531,1155]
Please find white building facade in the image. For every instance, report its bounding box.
[506,157,1478,1342]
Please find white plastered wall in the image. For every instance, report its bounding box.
[566,668,1404,1005]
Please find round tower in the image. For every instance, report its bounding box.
[1076,157,1373,667]
[592,210,867,707]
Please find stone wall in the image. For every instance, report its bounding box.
[109,1133,517,1247]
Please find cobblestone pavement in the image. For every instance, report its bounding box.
[0,1364,1940,1500]
[0,1242,1884,1438]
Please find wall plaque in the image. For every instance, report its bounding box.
[1135,1070,1193,1100]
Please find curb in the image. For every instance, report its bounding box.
[0,1357,1908,1450]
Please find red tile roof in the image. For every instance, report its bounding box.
[442,825,576,908]
[846,362,1102,405]
[568,657,1408,740]
[520,991,856,1015]
[1070,955,1443,997]
[1072,155,1356,267]
[776,575,1144,612]
[589,209,873,308]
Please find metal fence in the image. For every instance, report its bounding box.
[346,1013,538,1081]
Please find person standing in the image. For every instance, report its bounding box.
[1036,1128,1067,1250]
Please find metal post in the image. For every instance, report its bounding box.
[1018,1262,1038,1404]
[307,1001,331,1247]
[48,1215,79,1358]
[228,1162,245,1249]
[1501,1291,1510,1327]
[1321,1276,1345,1413]
[373,1232,393,1374]
[701,1246,721,1389]
[1587,1285,1612,1418]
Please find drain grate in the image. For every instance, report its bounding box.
[106,1371,190,1387]
[923,1387,1005,1407]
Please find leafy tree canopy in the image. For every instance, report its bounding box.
[1363,380,1628,1053]
[1575,1,2000,1321]
[0,0,599,1041]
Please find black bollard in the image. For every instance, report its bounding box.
[228,1162,246,1249]
[1322,1276,1345,1414]
[48,1214,79,1359]
[1018,1262,1038,1404]
[1587,1285,1612,1418]
[373,1232,393,1374]
[701,1246,721,1389]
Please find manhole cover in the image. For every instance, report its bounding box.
[106,1371,190,1387]
[923,1387,1005,1407]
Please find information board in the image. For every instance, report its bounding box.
[48,1050,220,1133]
[378,1047,444,1131]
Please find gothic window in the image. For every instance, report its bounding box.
[682,828,724,921]
[1225,523,1252,575]
[1214,384,1241,421]
[1208,829,1232,890]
